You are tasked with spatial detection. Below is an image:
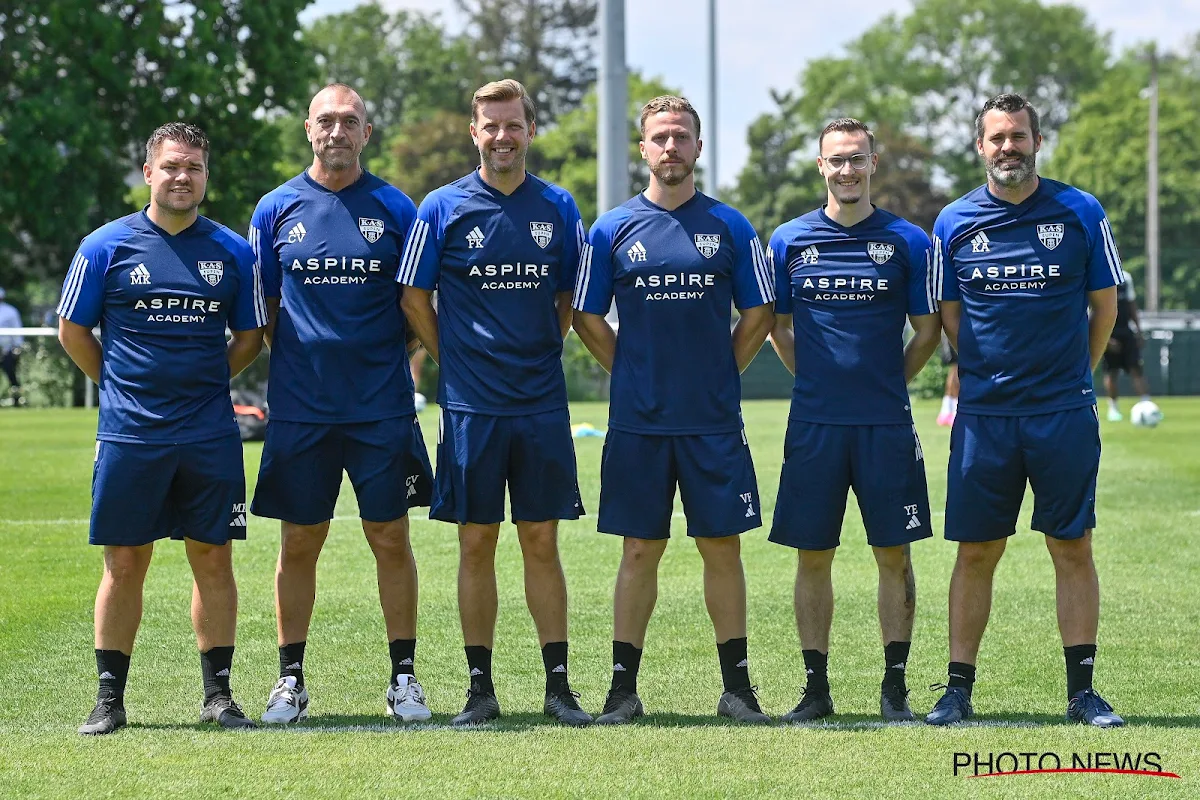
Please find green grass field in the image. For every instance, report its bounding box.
[1,399,1198,798]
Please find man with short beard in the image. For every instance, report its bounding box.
[926,93,1125,727]
[250,84,434,725]
[59,122,266,734]
[765,118,941,723]
[398,79,591,726]
[573,95,775,725]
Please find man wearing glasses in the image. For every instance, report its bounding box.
[766,118,942,723]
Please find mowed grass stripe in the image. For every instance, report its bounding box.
[1,400,1198,799]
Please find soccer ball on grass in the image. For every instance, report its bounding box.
[1130,400,1163,428]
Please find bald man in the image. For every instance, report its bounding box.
[249,84,435,724]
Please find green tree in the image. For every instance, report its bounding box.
[455,0,596,126]
[1049,41,1200,308]
[732,0,1109,235]
[379,110,479,205]
[533,73,681,224]
[0,1,311,294]
[301,3,481,170]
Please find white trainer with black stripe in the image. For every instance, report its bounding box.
[262,676,309,724]
[387,674,432,722]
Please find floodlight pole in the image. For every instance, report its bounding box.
[1146,43,1160,312]
[706,0,718,199]
[598,0,628,218]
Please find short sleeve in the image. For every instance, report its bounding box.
[903,228,937,316]
[397,193,446,291]
[555,194,585,294]
[718,212,773,310]
[249,197,281,299]
[573,220,615,314]
[932,213,959,302]
[768,230,792,315]
[57,237,110,328]
[373,186,419,281]
[228,237,267,331]
[1085,204,1123,292]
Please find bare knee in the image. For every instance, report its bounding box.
[364,518,413,564]
[279,522,328,568]
[872,545,909,576]
[1046,532,1094,572]
[517,521,559,564]
[955,540,1006,573]
[621,537,668,571]
[103,545,153,586]
[798,548,836,576]
[459,524,500,567]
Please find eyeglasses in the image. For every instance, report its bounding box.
[822,153,873,171]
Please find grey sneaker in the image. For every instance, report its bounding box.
[544,687,593,727]
[79,698,127,736]
[782,688,834,723]
[200,695,256,729]
[881,683,915,721]
[717,687,771,724]
[594,687,644,725]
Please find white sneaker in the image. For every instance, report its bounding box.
[387,674,432,722]
[262,676,309,724]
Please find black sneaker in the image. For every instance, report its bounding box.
[594,686,644,725]
[544,687,593,727]
[79,698,127,736]
[880,683,915,721]
[1066,689,1124,728]
[451,686,501,726]
[924,684,973,726]
[717,686,771,723]
[200,695,256,729]
[781,687,834,723]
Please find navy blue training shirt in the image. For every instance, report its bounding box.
[57,210,266,444]
[771,206,938,425]
[250,170,418,423]
[934,178,1123,415]
[396,170,583,416]
[574,191,774,435]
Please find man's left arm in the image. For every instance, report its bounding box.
[228,327,264,377]
[904,312,942,382]
[555,292,573,340]
[732,304,775,373]
[1088,287,1118,371]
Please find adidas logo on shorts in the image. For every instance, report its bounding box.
[906,515,921,530]
[231,513,247,527]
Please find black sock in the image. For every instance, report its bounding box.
[390,638,416,678]
[802,649,829,693]
[611,641,642,693]
[717,637,751,692]
[279,641,306,688]
[882,641,911,692]
[947,661,976,697]
[465,645,494,694]
[200,646,234,702]
[542,641,569,694]
[1064,644,1097,698]
[96,649,130,704]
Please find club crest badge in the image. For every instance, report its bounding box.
[867,242,895,264]
[530,222,554,249]
[694,234,721,258]
[359,217,385,243]
[1037,223,1064,250]
[198,261,224,286]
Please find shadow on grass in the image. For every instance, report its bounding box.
[116,711,1200,734]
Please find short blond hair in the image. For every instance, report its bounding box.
[471,79,536,125]
[639,95,701,139]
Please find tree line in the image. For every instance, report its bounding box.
[1,0,1195,312]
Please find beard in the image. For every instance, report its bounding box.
[650,157,695,187]
[316,142,358,171]
[986,150,1037,187]
[481,143,527,174]
[152,185,202,216]
[828,177,866,205]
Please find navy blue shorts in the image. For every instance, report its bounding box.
[431,408,584,524]
[769,421,932,550]
[597,429,762,540]
[90,434,247,547]
[945,407,1100,542]
[251,416,433,525]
